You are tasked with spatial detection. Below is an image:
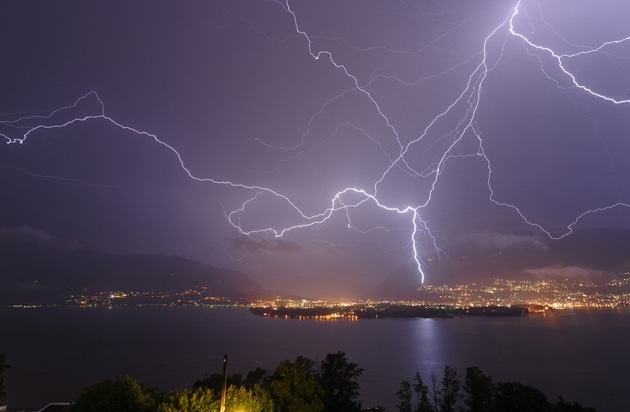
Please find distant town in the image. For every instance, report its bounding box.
[6,274,630,316]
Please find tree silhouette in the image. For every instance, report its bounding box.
[157,388,218,412]
[269,356,323,412]
[397,380,412,412]
[72,375,161,412]
[437,365,461,412]
[0,353,8,401]
[244,367,270,389]
[67,358,599,412]
[554,396,596,412]
[464,366,494,412]
[494,381,551,412]
[193,372,242,392]
[413,371,434,412]
[319,351,363,412]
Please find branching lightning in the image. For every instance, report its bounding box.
[4,0,630,283]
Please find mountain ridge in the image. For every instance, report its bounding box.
[0,236,260,304]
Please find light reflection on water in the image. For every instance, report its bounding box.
[1,307,628,411]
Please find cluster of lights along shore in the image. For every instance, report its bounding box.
[8,275,630,311]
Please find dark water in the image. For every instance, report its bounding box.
[1,307,628,411]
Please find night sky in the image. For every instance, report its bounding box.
[2,0,629,297]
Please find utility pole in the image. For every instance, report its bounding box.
[219,354,228,412]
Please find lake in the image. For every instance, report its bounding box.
[1,307,628,411]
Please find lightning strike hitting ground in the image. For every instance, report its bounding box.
[3,0,630,283]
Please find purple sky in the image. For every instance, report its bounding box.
[2,0,630,297]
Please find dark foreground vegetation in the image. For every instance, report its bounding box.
[0,353,9,401]
[395,365,595,412]
[1,352,595,412]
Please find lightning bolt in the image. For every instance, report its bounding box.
[4,0,630,284]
